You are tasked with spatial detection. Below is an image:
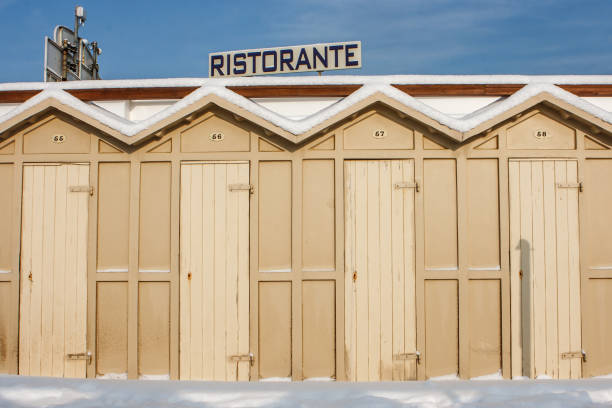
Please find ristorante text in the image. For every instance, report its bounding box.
[209,42,362,77]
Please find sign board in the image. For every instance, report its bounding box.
[209,41,361,77]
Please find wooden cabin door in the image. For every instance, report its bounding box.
[509,159,582,379]
[344,159,417,381]
[19,163,90,377]
[179,161,250,380]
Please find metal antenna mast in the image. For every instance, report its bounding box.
[44,5,102,82]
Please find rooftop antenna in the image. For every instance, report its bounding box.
[44,5,102,82]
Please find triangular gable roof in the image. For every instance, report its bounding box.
[0,83,610,146]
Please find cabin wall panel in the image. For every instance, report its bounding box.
[138,282,170,377]
[97,162,130,273]
[180,114,250,152]
[0,282,11,373]
[425,279,458,378]
[506,112,576,150]
[583,278,612,377]
[139,162,171,272]
[343,112,414,150]
[0,164,13,272]
[258,281,292,379]
[466,159,500,269]
[259,161,292,272]
[302,280,335,379]
[302,160,335,271]
[96,282,128,377]
[23,117,91,154]
[468,279,501,378]
[582,159,612,377]
[423,159,457,270]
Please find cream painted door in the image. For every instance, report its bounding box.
[180,162,250,380]
[344,160,417,381]
[19,163,90,377]
[509,159,582,379]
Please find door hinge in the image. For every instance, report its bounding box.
[394,181,419,192]
[230,352,254,366]
[556,182,583,192]
[66,351,92,364]
[561,350,586,362]
[229,184,254,194]
[394,351,421,364]
[69,185,94,196]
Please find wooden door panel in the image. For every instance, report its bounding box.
[509,159,581,379]
[19,164,89,378]
[179,162,250,381]
[344,159,416,381]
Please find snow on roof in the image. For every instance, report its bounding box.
[0,80,610,143]
[0,75,612,91]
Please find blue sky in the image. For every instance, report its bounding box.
[0,0,610,82]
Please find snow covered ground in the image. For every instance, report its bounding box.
[1,375,612,408]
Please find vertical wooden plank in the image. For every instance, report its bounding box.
[76,164,89,378]
[555,161,570,379]
[566,160,581,379]
[29,165,45,376]
[531,161,546,377]
[179,164,191,379]
[291,157,302,381]
[379,160,393,380]
[127,160,140,380]
[19,165,33,375]
[213,163,227,380]
[169,159,180,381]
[518,160,533,377]
[190,164,204,379]
[64,165,78,378]
[391,161,405,381]
[41,165,56,376]
[354,160,368,381]
[508,161,522,378]
[366,161,381,381]
[343,161,356,381]
[225,163,239,381]
[542,161,558,378]
[202,163,215,379]
[404,160,417,380]
[52,165,67,377]
[237,163,250,381]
